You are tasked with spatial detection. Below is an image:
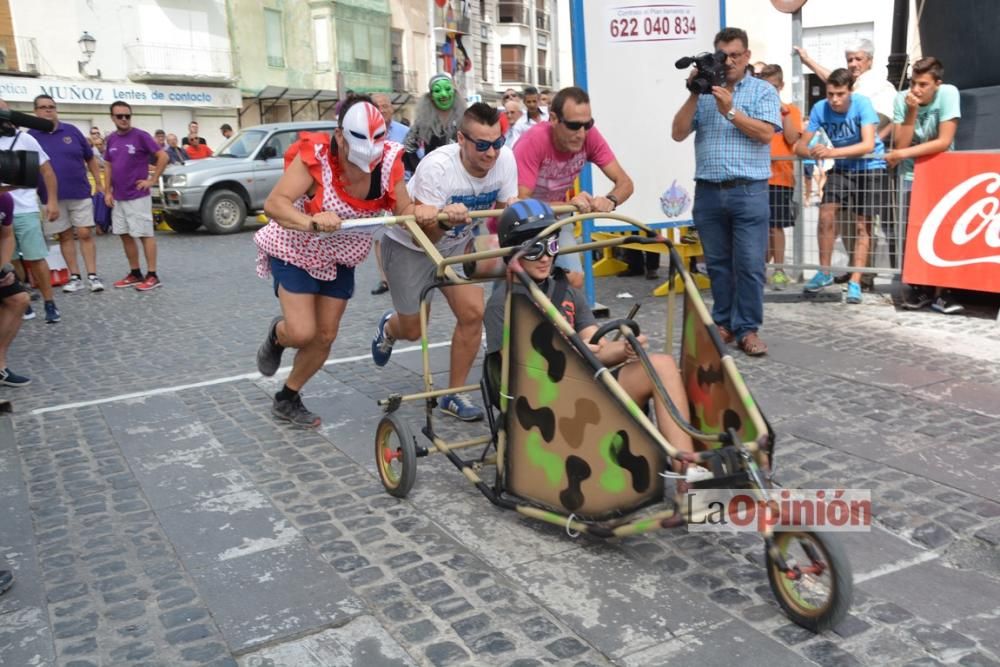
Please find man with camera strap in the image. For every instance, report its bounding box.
[671,27,781,357]
[0,98,62,324]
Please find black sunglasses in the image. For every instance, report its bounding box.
[461,132,506,152]
[114,114,131,120]
[559,117,595,132]
[522,236,559,261]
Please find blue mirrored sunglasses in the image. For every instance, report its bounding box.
[522,235,559,261]
[463,132,506,152]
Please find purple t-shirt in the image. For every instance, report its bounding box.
[105,128,161,201]
[29,123,94,203]
[0,192,13,226]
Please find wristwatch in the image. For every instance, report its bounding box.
[606,194,619,210]
[725,108,737,122]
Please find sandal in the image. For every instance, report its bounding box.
[738,332,768,356]
[716,325,735,345]
[371,280,389,295]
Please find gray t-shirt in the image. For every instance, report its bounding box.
[485,273,596,354]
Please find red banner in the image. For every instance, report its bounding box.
[903,152,1000,293]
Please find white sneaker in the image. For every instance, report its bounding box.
[62,277,84,293]
[88,275,105,292]
[684,465,714,521]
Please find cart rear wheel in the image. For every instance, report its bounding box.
[375,414,417,498]
[766,531,852,632]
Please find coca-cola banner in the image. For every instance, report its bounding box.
[903,152,1000,293]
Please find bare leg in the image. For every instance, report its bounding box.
[120,234,141,271]
[817,203,838,268]
[770,227,786,265]
[849,217,870,284]
[77,226,97,275]
[616,354,694,455]
[0,293,29,368]
[276,288,348,392]
[140,237,157,273]
[24,259,53,301]
[57,229,80,276]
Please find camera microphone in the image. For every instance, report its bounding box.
[675,56,696,69]
[0,109,55,133]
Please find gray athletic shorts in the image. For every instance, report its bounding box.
[381,235,473,315]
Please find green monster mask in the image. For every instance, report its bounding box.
[430,77,455,111]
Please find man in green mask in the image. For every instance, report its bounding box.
[430,74,455,111]
[404,73,466,173]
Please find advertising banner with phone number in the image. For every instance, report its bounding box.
[571,1,723,230]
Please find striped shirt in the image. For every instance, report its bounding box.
[691,73,781,182]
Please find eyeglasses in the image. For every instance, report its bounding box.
[723,50,747,62]
[461,132,506,152]
[114,114,131,120]
[522,236,559,261]
[35,105,56,111]
[559,117,595,132]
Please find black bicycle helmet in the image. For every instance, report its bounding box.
[497,199,558,248]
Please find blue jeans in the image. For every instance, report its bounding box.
[692,180,769,339]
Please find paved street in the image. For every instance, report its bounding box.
[2,227,999,667]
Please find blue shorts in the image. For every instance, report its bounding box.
[270,257,355,300]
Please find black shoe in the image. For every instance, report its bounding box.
[902,287,932,310]
[371,280,389,295]
[0,570,13,596]
[645,268,659,280]
[272,394,321,428]
[833,273,851,285]
[860,274,875,291]
[256,316,285,376]
[620,268,644,277]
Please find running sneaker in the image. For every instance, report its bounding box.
[0,569,12,595]
[0,367,31,387]
[439,393,484,422]
[371,309,396,367]
[62,276,84,293]
[771,269,790,290]
[845,281,862,304]
[44,301,61,323]
[803,271,834,293]
[114,273,142,288]
[88,275,105,292]
[256,316,285,377]
[932,293,964,315]
[22,305,35,320]
[135,275,161,291]
[271,394,321,428]
[902,286,932,310]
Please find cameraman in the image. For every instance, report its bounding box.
[671,27,780,356]
[0,190,32,386]
[0,98,61,324]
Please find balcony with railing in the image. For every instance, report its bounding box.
[391,67,418,94]
[124,43,235,84]
[537,67,552,87]
[498,2,530,26]
[535,11,551,32]
[500,61,528,85]
[0,36,42,76]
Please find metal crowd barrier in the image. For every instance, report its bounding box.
[768,157,907,284]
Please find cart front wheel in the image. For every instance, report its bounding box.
[375,414,417,498]
[766,530,852,632]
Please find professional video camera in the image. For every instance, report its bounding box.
[674,51,728,95]
[0,108,55,188]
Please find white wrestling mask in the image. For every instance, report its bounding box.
[341,101,387,173]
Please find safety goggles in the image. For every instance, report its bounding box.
[559,117,595,132]
[522,235,559,261]
[462,132,506,152]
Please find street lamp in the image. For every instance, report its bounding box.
[78,31,100,78]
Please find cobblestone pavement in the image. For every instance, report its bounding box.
[1,229,999,666]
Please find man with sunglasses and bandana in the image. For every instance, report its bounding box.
[372,103,517,422]
[671,27,780,357]
[514,86,634,289]
[484,201,693,457]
